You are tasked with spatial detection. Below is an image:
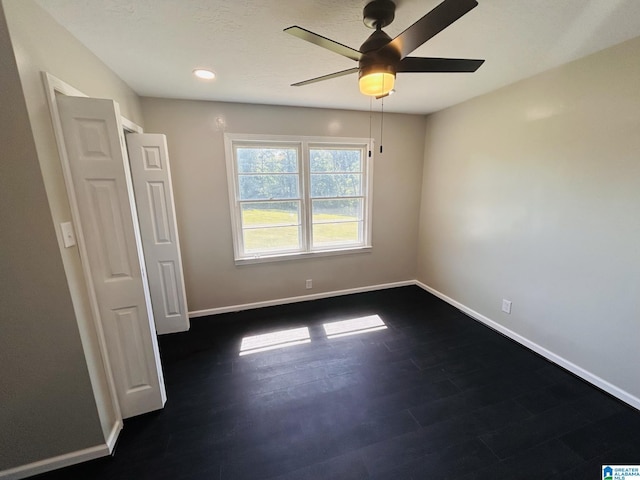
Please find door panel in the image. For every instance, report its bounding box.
[126,133,189,334]
[158,261,181,315]
[86,179,133,278]
[113,306,152,392]
[57,96,166,419]
[147,182,171,243]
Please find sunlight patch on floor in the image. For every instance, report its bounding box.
[323,314,387,339]
[239,326,311,356]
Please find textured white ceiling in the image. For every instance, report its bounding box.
[35,0,640,114]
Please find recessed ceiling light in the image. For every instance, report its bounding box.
[193,69,216,80]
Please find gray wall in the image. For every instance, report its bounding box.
[417,36,640,402]
[0,2,102,470]
[141,98,426,312]
[1,0,146,471]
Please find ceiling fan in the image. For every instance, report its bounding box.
[284,0,484,98]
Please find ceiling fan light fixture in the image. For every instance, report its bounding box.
[359,67,395,97]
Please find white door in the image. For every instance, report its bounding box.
[126,134,189,335]
[57,96,166,419]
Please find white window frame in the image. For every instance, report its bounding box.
[224,133,374,265]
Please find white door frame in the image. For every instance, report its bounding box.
[42,72,144,447]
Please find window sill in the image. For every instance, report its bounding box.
[234,245,372,266]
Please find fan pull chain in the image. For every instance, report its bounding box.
[368,96,373,158]
[379,93,384,154]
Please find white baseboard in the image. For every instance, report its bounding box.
[106,419,122,453]
[188,280,415,318]
[0,444,109,480]
[0,419,121,480]
[414,280,640,411]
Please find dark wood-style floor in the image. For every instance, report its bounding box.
[33,286,640,479]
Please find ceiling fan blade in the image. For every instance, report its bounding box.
[387,0,478,59]
[284,26,362,62]
[291,67,359,87]
[398,57,484,73]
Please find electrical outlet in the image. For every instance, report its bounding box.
[502,299,512,314]
[305,279,312,289]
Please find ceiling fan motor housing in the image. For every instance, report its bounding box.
[363,0,396,29]
[359,29,401,79]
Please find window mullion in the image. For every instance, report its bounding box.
[301,141,312,252]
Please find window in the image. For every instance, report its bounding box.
[224,134,373,263]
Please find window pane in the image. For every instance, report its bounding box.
[313,222,362,247]
[242,202,301,253]
[243,226,300,253]
[310,173,362,198]
[310,149,362,172]
[312,198,362,247]
[242,202,300,227]
[237,147,298,173]
[238,174,299,200]
[312,199,362,223]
